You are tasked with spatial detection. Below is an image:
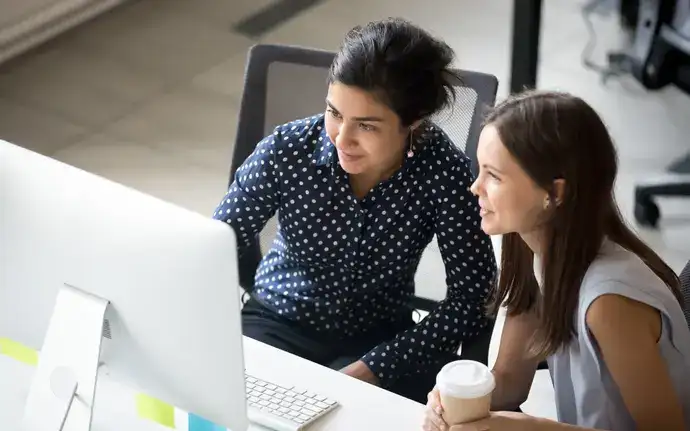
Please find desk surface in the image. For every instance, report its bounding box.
[1,336,426,430]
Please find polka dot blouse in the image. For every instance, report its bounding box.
[213,113,497,387]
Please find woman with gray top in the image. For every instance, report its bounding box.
[424,90,690,430]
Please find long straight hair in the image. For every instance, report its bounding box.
[486,91,682,357]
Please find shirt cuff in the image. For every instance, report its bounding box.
[360,342,401,389]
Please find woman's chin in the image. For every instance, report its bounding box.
[480,217,502,236]
[339,160,365,174]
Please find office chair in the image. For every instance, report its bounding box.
[227,43,499,364]
[627,0,690,228]
[680,260,690,329]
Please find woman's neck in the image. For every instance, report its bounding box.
[520,230,545,256]
[349,157,404,200]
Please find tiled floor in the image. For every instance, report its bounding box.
[2,0,690,420]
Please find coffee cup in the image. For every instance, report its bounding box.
[436,360,495,425]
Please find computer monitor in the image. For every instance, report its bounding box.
[0,140,249,431]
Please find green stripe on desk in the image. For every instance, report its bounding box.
[136,393,176,428]
[1,337,178,429]
[0,338,38,366]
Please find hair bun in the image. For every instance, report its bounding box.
[330,18,459,125]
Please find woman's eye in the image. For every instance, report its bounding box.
[359,123,376,132]
[327,109,342,119]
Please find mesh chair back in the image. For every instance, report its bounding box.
[680,261,690,329]
[229,43,498,290]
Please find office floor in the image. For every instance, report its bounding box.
[1,0,690,418]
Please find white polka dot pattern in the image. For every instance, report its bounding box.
[213,114,497,387]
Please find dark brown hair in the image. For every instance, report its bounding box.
[329,18,460,126]
[485,90,682,357]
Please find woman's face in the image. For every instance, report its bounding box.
[324,82,410,176]
[470,125,547,236]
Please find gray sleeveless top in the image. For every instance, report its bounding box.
[534,240,690,430]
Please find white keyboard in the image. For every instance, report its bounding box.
[245,374,338,431]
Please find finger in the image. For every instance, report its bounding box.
[422,416,441,431]
[427,391,444,415]
[449,420,491,431]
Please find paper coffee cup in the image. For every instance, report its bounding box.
[436,360,495,425]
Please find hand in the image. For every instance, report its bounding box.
[340,360,379,385]
[423,387,449,431]
[448,411,533,431]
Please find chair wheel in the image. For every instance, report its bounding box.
[634,198,660,227]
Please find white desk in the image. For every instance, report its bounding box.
[1,336,426,430]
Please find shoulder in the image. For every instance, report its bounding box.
[266,113,327,154]
[580,241,669,302]
[416,123,476,193]
[421,124,473,176]
[586,293,660,338]
[579,241,674,333]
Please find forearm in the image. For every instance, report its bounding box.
[490,369,531,411]
[363,294,489,389]
[529,416,593,431]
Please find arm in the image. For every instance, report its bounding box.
[360,158,497,388]
[212,130,281,252]
[585,293,686,430]
[490,310,541,410]
[466,293,687,431]
[424,312,542,431]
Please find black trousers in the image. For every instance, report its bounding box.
[241,298,457,404]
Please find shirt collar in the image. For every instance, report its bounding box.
[310,121,336,166]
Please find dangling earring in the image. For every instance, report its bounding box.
[407,130,416,158]
[543,196,551,210]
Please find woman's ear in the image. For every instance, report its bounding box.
[552,179,566,206]
[410,119,423,131]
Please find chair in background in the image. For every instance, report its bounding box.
[227,43,499,364]
[680,261,690,328]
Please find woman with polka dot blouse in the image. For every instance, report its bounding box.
[213,18,497,404]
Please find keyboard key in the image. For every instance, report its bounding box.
[300,407,316,417]
[304,404,320,414]
[245,374,338,431]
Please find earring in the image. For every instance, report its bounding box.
[543,196,551,210]
[407,130,415,158]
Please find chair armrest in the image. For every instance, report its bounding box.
[408,295,440,313]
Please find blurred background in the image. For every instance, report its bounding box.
[2,0,690,418]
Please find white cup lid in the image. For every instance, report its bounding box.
[436,360,495,399]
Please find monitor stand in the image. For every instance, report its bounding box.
[22,284,110,431]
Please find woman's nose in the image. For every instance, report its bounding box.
[336,124,356,148]
[469,177,481,196]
